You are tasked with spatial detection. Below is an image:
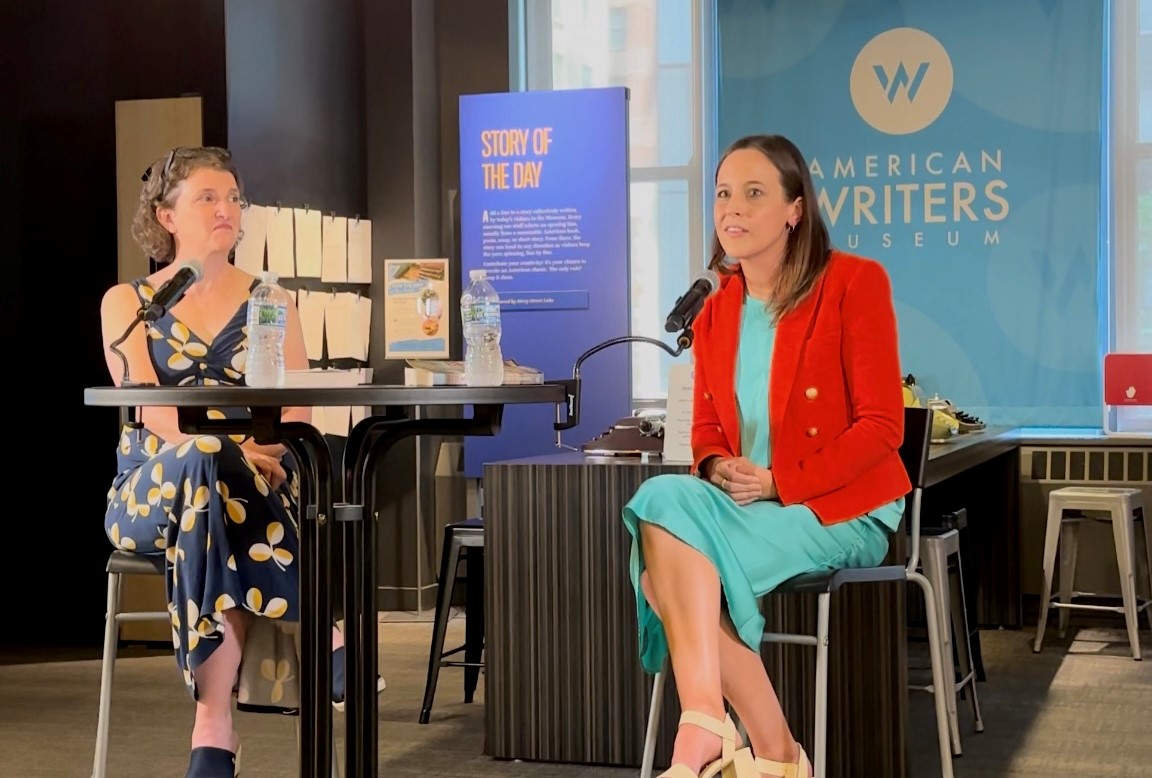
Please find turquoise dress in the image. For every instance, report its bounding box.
[622,297,904,674]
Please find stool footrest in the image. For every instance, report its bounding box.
[440,644,486,660]
[115,611,169,622]
[1047,600,1150,614]
[1050,591,1151,604]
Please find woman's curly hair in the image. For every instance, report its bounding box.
[132,147,243,264]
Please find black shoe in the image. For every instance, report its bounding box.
[331,646,386,712]
[186,746,239,778]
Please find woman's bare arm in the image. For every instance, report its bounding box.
[100,283,189,443]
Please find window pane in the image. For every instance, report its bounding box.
[609,8,628,50]
[657,65,693,165]
[549,0,694,167]
[526,0,703,401]
[630,179,692,399]
[1140,31,1152,141]
[657,0,693,65]
[1135,158,1152,353]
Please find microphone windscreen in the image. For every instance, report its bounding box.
[178,259,204,280]
[699,268,720,292]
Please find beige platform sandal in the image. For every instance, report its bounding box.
[659,711,759,778]
[754,745,812,778]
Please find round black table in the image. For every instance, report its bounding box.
[83,383,568,778]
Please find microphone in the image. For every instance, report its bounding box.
[664,269,720,333]
[141,260,203,322]
[109,260,201,395]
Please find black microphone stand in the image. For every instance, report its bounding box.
[553,326,694,448]
[107,305,159,432]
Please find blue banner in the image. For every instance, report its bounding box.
[718,0,1104,426]
[459,87,632,475]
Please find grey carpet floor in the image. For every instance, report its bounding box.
[1,618,1150,777]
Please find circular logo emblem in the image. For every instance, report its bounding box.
[850,28,953,135]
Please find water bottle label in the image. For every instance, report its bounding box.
[256,303,287,328]
[464,301,500,325]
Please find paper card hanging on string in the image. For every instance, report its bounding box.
[296,289,327,361]
[383,258,449,359]
[321,215,348,282]
[266,206,296,278]
[324,292,370,361]
[347,218,372,283]
[353,294,372,361]
[234,204,268,274]
[293,207,322,278]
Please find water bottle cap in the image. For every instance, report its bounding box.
[261,271,279,284]
[469,269,487,281]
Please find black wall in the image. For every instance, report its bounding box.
[1,0,228,647]
[2,0,509,644]
[226,0,366,217]
[360,0,510,609]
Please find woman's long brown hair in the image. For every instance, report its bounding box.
[708,134,832,319]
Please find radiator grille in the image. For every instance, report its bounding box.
[1020,447,1151,483]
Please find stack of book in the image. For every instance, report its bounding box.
[403,359,544,386]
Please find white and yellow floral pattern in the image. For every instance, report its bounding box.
[102,278,303,714]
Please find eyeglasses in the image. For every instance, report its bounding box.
[141,147,243,206]
[141,146,233,186]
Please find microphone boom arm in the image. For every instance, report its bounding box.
[553,328,693,434]
[107,307,157,431]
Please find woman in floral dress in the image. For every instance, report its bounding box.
[99,146,324,777]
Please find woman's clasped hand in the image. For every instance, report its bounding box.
[708,456,778,506]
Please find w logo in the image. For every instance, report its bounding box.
[873,62,930,103]
[850,28,953,135]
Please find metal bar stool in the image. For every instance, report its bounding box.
[1034,486,1151,660]
[917,523,984,756]
[93,550,343,778]
[92,551,169,778]
[640,408,954,778]
[419,518,486,724]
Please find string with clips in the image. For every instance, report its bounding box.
[274,202,370,370]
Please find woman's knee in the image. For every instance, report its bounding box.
[638,518,662,546]
[173,435,248,472]
[639,519,683,555]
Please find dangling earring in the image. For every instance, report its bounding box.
[786,223,795,236]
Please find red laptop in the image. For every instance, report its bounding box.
[1104,353,1152,406]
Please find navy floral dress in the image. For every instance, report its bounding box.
[104,278,305,712]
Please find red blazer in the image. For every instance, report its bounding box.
[691,251,911,525]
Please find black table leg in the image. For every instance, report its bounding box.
[463,548,485,703]
[285,428,334,778]
[337,502,366,777]
[341,404,505,778]
[175,411,336,778]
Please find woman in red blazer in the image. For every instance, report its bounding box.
[622,135,910,778]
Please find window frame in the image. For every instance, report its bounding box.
[1107,0,1152,430]
[510,0,717,403]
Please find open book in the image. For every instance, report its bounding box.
[403,358,544,386]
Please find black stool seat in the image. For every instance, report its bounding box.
[107,550,166,576]
[776,565,907,594]
[419,518,485,724]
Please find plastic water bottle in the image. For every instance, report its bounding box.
[245,271,290,388]
[461,269,504,386]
